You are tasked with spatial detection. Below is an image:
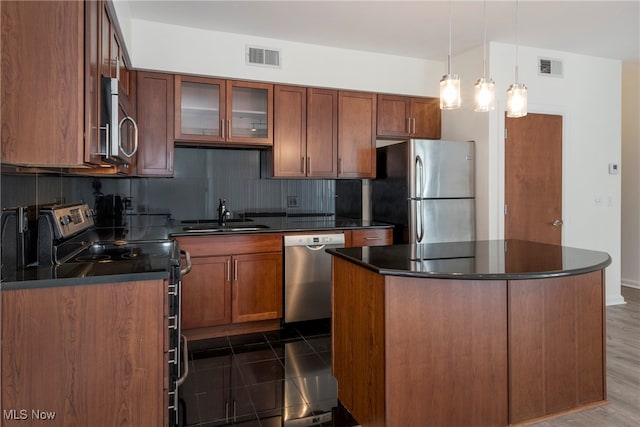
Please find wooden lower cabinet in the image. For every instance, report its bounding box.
[1,280,167,427]
[181,255,231,329]
[346,228,393,247]
[176,234,283,338]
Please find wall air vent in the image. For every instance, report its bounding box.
[246,45,281,68]
[538,57,563,77]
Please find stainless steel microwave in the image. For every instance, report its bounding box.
[100,76,138,165]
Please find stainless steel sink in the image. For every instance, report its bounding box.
[182,224,270,233]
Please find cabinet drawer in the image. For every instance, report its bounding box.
[347,229,393,247]
[176,233,283,257]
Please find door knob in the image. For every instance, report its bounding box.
[552,219,564,227]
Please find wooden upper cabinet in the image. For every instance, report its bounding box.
[1,1,86,167]
[175,76,273,147]
[136,72,175,177]
[307,88,338,177]
[338,91,377,178]
[175,75,226,142]
[273,85,307,177]
[272,86,338,178]
[377,94,441,139]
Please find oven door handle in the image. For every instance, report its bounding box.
[176,334,189,387]
[180,249,192,276]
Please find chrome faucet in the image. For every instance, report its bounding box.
[217,198,231,225]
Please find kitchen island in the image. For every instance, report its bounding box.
[328,240,611,427]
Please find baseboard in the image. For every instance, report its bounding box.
[606,294,627,306]
[621,279,639,289]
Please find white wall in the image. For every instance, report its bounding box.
[129,19,445,96]
[621,60,640,290]
[488,42,622,305]
[123,18,624,304]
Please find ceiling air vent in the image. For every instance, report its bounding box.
[246,45,281,68]
[538,57,563,77]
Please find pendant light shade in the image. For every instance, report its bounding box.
[440,74,461,110]
[474,78,496,112]
[507,82,527,117]
[474,0,495,112]
[506,0,527,118]
[440,0,461,110]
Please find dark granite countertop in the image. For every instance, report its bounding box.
[327,239,611,280]
[1,214,391,288]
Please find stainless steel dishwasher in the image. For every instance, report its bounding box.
[284,233,345,323]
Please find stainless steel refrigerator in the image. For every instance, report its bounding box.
[372,139,475,244]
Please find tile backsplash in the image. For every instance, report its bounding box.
[1,148,337,221]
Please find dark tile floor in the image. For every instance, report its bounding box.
[178,319,360,427]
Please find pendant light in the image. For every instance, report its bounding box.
[440,0,461,110]
[474,0,495,112]
[506,0,527,117]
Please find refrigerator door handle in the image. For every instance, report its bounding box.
[415,155,424,199]
[416,199,424,242]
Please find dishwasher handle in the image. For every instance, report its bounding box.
[305,244,327,251]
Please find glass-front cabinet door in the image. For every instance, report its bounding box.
[175,76,273,146]
[175,75,226,142]
[227,80,273,146]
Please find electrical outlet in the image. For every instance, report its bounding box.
[287,196,298,208]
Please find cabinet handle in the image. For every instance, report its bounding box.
[227,119,231,138]
[233,259,238,281]
[412,117,416,134]
[307,156,311,175]
[301,156,305,174]
[221,119,225,139]
[365,237,382,240]
[338,158,342,175]
[226,259,231,282]
[407,117,411,133]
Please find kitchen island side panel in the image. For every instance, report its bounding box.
[384,277,508,427]
[508,271,606,424]
[332,257,386,427]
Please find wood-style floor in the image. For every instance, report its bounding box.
[527,286,640,426]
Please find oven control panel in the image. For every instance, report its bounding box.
[43,203,95,239]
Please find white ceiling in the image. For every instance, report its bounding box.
[126,0,640,62]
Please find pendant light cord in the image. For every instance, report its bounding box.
[448,0,452,74]
[482,0,487,78]
[515,0,520,83]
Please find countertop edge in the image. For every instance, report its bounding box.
[327,248,612,281]
[1,271,170,290]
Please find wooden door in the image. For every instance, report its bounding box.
[226,80,273,146]
[338,91,377,178]
[307,88,338,177]
[136,72,174,176]
[411,97,441,139]
[273,85,306,177]
[231,252,283,323]
[84,0,102,165]
[175,75,226,143]
[505,113,563,244]
[1,0,85,166]
[376,94,411,138]
[181,255,232,329]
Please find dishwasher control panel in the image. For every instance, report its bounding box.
[284,233,345,247]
